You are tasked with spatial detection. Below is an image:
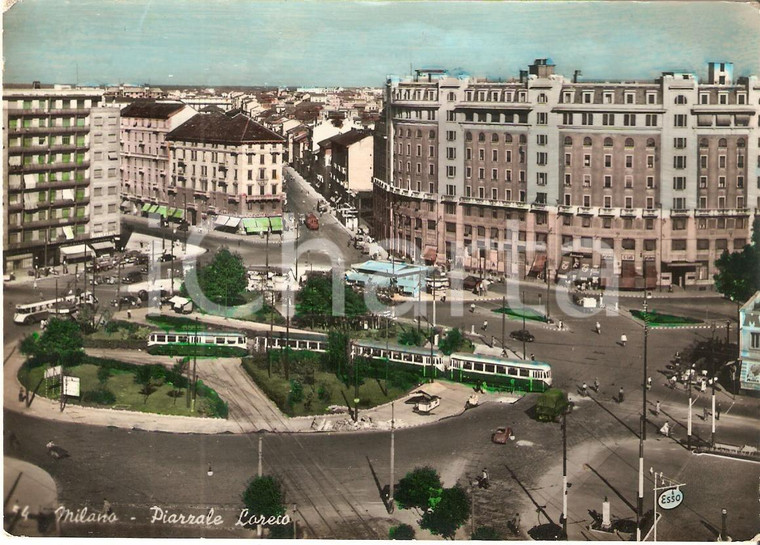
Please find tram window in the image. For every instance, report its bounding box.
[520,369,529,377]
[485,364,495,373]
[157,335,166,342]
[474,363,484,372]
[508,367,517,376]
[239,337,245,344]
[167,335,176,342]
[414,355,422,363]
[228,339,236,345]
[178,336,188,343]
[216,337,225,344]
[493,364,504,374]
[206,337,214,343]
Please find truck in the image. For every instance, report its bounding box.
[305,213,319,231]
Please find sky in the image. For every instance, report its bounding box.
[3,1,760,87]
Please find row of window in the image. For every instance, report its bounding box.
[9,135,87,148]
[10,98,97,110]
[7,224,87,244]
[8,117,88,129]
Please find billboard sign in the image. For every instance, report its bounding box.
[63,376,80,397]
[658,487,684,510]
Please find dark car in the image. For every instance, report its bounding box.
[122,271,143,284]
[137,289,171,302]
[111,295,139,308]
[159,254,175,262]
[509,329,535,343]
[535,389,572,422]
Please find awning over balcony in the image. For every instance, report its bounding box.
[60,244,94,258]
[268,216,283,233]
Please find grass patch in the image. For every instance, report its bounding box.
[241,352,414,417]
[630,310,703,326]
[493,306,548,323]
[18,357,227,418]
[147,344,248,358]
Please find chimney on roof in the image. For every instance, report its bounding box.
[529,58,555,78]
[573,70,582,84]
[33,81,41,89]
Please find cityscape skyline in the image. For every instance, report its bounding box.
[4,1,760,88]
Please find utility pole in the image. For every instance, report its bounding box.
[191,317,198,412]
[295,218,300,279]
[257,431,264,538]
[389,402,395,513]
[711,374,717,447]
[116,260,123,312]
[545,259,550,320]
[522,291,527,360]
[501,295,506,354]
[637,416,644,542]
[687,367,693,450]
[562,410,568,539]
[643,322,649,441]
[285,286,291,381]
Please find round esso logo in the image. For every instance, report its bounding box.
[658,488,684,510]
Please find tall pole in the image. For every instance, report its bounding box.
[295,219,300,279]
[257,432,264,537]
[389,402,395,513]
[116,259,123,312]
[545,260,550,320]
[653,472,658,542]
[687,369,693,450]
[191,317,198,412]
[637,416,644,542]
[522,291,526,360]
[711,376,716,447]
[562,411,568,538]
[285,287,290,381]
[643,323,648,441]
[501,295,506,353]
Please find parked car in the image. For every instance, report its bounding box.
[509,329,535,343]
[111,295,140,308]
[159,254,175,262]
[122,271,143,284]
[137,289,171,302]
[491,426,514,444]
[305,213,319,231]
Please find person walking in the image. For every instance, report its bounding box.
[530,353,535,361]
[480,468,489,489]
[482,320,488,331]
[581,382,588,396]
[618,386,624,403]
[655,400,661,415]
[595,321,601,335]
[703,406,709,421]
[620,334,627,347]
[716,402,721,420]
[594,377,600,393]
[646,376,652,390]
[470,303,475,313]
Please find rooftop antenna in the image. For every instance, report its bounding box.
[76,62,79,87]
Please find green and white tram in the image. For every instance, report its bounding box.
[448,353,552,392]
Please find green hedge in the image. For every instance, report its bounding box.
[83,338,146,350]
[81,389,116,405]
[146,314,205,331]
[147,344,248,358]
[196,379,229,418]
[241,357,288,409]
[630,309,703,325]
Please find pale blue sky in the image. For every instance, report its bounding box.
[4,1,759,87]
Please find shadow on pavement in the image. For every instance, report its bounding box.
[588,394,639,438]
[365,456,391,513]
[583,464,637,514]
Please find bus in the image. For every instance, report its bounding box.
[13,292,98,325]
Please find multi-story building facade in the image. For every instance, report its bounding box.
[119,101,196,215]
[327,129,374,229]
[3,86,121,272]
[374,61,759,289]
[739,291,760,392]
[165,110,286,226]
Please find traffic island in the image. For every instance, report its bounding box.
[630,309,703,327]
[493,306,548,323]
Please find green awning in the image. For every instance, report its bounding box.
[268,216,283,232]
[243,217,269,234]
[172,208,184,219]
[156,206,168,217]
[141,203,151,212]
[148,205,159,213]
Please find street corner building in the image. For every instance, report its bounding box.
[372,60,759,290]
[3,85,122,273]
[120,103,286,233]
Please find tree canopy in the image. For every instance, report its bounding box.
[420,485,471,538]
[242,476,286,521]
[20,318,84,367]
[713,219,760,304]
[296,275,367,318]
[197,248,248,306]
[395,466,442,510]
[438,328,466,355]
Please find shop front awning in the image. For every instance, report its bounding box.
[214,215,231,227]
[527,253,547,278]
[121,200,131,209]
[268,216,283,233]
[156,205,168,217]
[90,240,115,252]
[141,203,152,212]
[243,217,270,234]
[148,204,159,214]
[60,244,94,258]
[171,208,184,219]
[226,217,241,229]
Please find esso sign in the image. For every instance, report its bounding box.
[658,488,684,510]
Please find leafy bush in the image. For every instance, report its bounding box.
[471,526,501,540]
[196,380,229,418]
[398,327,424,347]
[241,476,285,522]
[395,466,443,510]
[389,524,416,540]
[97,366,111,385]
[317,381,332,401]
[439,328,465,355]
[81,389,116,405]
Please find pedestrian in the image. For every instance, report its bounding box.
[127,310,132,319]
[703,406,709,421]
[670,375,677,389]
[480,467,489,489]
[620,334,627,347]
[530,353,535,361]
[659,421,670,437]
[482,320,488,331]
[646,376,652,390]
[18,387,25,403]
[618,386,624,403]
[581,382,588,396]
[716,402,721,420]
[441,294,446,303]
[655,400,661,415]
[595,321,601,334]
[557,319,563,331]
[103,498,112,515]
[470,303,475,313]
[700,380,707,393]
[594,377,600,392]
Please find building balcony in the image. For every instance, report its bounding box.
[8,215,90,232]
[7,142,88,154]
[530,202,547,211]
[620,208,638,218]
[7,161,90,174]
[670,209,691,217]
[246,193,283,202]
[9,107,88,116]
[642,209,659,218]
[598,207,616,217]
[577,206,594,216]
[7,125,89,135]
[558,205,574,214]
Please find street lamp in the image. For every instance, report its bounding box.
[719,508,727,541]
[292,503,298,538]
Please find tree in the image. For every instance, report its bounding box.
[296,275,367,323]
[389,524,416,540]
[420,485,470,539]
[322,329,349,374]
[395,466,442,510]
[97,366,111,386]
[197,248,248,306]
[241,476,286,522]
[471,526,501,540]
[20,318,84,368]
[713,217,760,304]
[398,326,424,347]
[438,328,465,355]
[134,364,165,402]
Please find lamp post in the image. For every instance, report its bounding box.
[389,401,395,513]
[561,408,569,539]
[171,228,176,293]
[649,468,686,542]
[292,503,298,538]
[719,508,727,541]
